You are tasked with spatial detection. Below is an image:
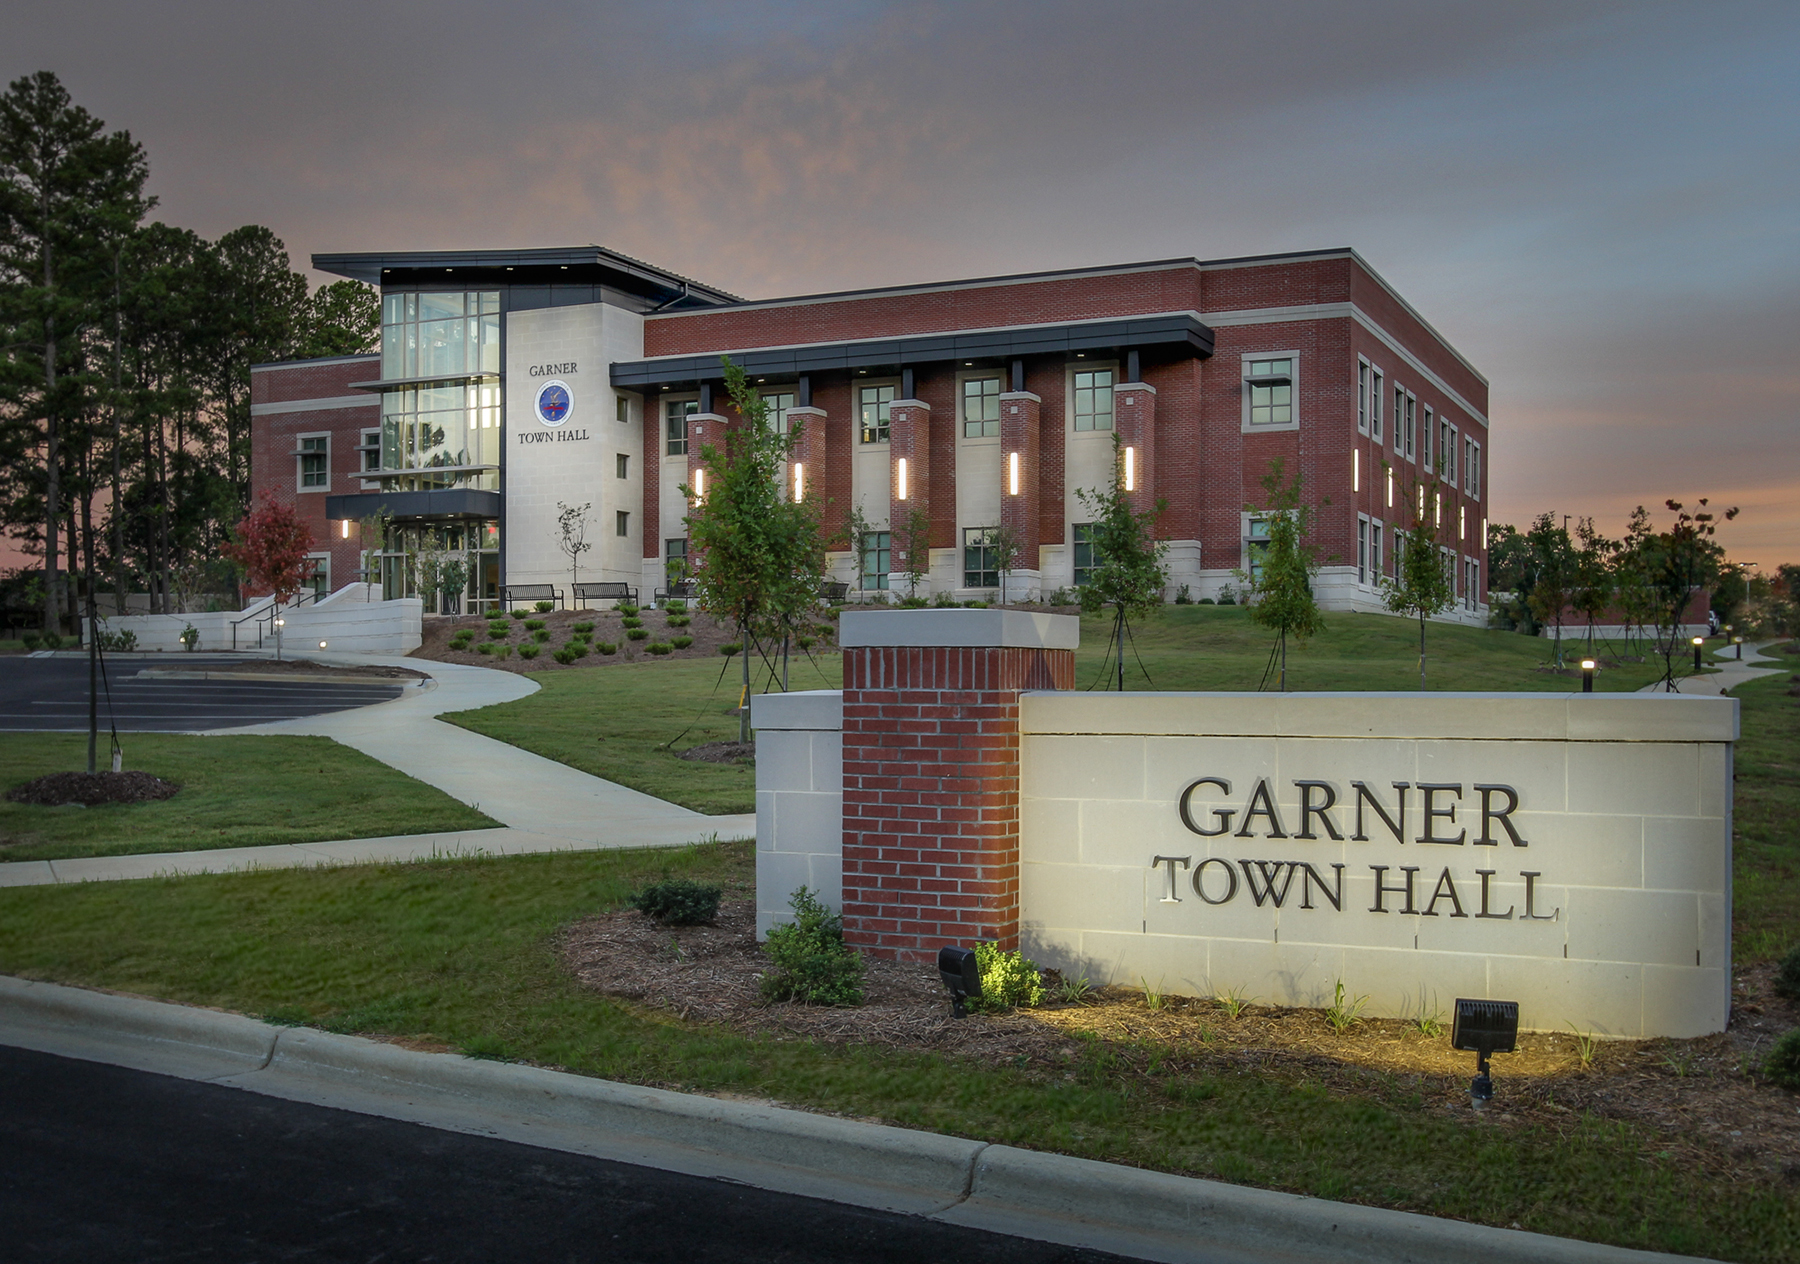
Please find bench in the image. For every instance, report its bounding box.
[573,581,639,609]
[819,581,850,603]
[501,584,564,611]
[654,581,695,604]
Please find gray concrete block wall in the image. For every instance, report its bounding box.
[750,691,844,938]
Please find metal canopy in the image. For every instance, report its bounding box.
[608,314,1214,389]
[324,489,503,521]
[312,245,739,308]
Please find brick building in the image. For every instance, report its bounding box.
[250,245,1490,617]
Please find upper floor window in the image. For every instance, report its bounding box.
[666,399,696,456]
[1369,367,1383,443]
[859,384,894,444]
[1466,437,1482,499]
[1244,357,1296,430]
[616,511,631,538]
[1440,418,1456,480]
[359,428,382,487]
[616,453,630,480]
[1421,403,1434,471]
[1402,391,1416,460]
[616,395,631,424]
[1357,362,1369,434]
[380,290,500,380]
[962,377,1001,438]
[298,435,329,490]
[763,390,797,434]
[1073,369,1114,432]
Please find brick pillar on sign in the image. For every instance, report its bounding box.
[1114,382,1157,517]
[887,399,931,592]
[839,611,1076,961]
[997,391,1042,587]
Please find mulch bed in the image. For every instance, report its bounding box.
[561,899,1800,1185]
[205,659,428,680]
[4,770,180,807]
[411,607,838,675]
[679,741,756,765]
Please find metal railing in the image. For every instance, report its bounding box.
[230,588,321,651]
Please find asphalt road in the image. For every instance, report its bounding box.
[0,655,404,731]
[0,1043,1136,1264]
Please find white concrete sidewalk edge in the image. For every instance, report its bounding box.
[0,976,1717,1264]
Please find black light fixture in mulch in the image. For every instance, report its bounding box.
[937,946,982,1019]
[1452,998,1519,1105]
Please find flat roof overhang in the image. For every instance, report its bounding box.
[608,314,1214,390]
[312,246,739,310]
[325,489,503,521]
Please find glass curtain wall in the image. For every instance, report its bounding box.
[379,291,502,489]
[378,520,501,614]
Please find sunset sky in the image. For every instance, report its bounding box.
[7,0,1797,568]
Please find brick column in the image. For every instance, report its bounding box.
[685,412,729,506]
[998,391,1042,599]
[887,399,931,593]
[839,608,1076,961]
[785,405,828,506]
[1114,382,1157,516]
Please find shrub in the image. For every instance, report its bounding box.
[534,600,555,613]
[485,628,508,642]
[40,632,63,650]
[524,619,547,631]
[570,640,590,657]
[760,887,864,1006]
[794,635,814,650]
[626,627,649,641]
[620,616,643,629]
[618,603,640,617]
[572,621,595,634]
[646,641,672,655]
[664,599,687,612]
[931,592,958,608]
[510,609,529,621]
[666,614,691,628]
[96,628,138,652]
[1767,1028,1800,1091]
[1175,584,1193,605]
[719,642,741,656]
[966,941,1045,1013]
[671,635,694,649]
[964,600,989,609]
[517,642,540,660]
[552,647,576,665]
[21,632,40,651]
[1217,586,1237,606]
[596,641,617,655]
[900,595,929,608]
[494,645,512,660]
[476,642,495,655]
[533,628,551,643]
[628,878,723,926]
[1198,597,1216,605]
[1776,944,1800,1000]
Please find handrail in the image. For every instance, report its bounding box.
[229,589,321,650]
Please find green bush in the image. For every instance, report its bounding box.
[628,878,722,925]
[966,941,1045,1013]
[1174,584,1193,605]
[671,635,694,649]
[533,628,551,643]
[534,600,555,613]
[572,621,595,634]
[719,642,741,656]
[95,628,138,652]
[646,641,672,655]
[524,619,546,631]
[597,642,618,655]
[517,642,540,660]
[931,592,958,608]
[760,887,864,1006]
[963,600,988,609]
[552,647,576,665]
[476,642,495,655]
[666,614,691,628]
[510,609,529,621]
[620,616,643,629]
[1197,598,1216,605]
[1766,1028,1800,1091]
[795,635,814,650]
[664,599,687,612]
[570,640,590,657]
[1775,945,1800,1000]
[900,595,929,608]
[618,603,640,617]
[494,645,513,660]
[626,627,649,641]
[22,632,41,651]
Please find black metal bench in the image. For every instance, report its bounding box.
[654,581,695,604]
[501,583,564,611]
[819,581,850,603]
[573,581,638,609]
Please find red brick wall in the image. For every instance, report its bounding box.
[840,643,1075,960]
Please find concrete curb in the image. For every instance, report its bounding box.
[0,976,1718,1264]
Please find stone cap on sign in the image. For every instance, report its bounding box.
[839,609,1080,651]
[749,689,842,732]
[1019,690,1738,743]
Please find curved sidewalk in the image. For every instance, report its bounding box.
[1637,640,1787,695]
[0,655,754,888]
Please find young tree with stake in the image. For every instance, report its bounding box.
[1381,472,1455,689]
[555,500,592,593]
[1236,458,1324,692]
[1075,436,1168,690]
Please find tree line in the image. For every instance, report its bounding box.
[1,71,377,636]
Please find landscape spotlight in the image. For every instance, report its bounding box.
[1580,659,1596,693]
[1451,998,1519,1105]
[1692,635,1705,671]
[318,640,328,650]
[937,946,982,1019]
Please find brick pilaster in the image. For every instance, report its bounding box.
[1114,382,1157,516]
[838,609,1076,961]
[685,412,729,506]
[887,399,931,591]
[786,405,828,506]
[998,391,1042,589]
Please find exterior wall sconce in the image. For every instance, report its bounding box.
[1581,658,1596,692]
[1008,451,1021,496]
[340,520,350,539]
[1123,446,1136,493]
[793,462,805,501]
[1452,998,1518,1104]
[1459,504,1466,541]
[1352,449,1360,493]
[895,457,908,500]
[1386,470,1394,508]
[693,468,706,503]
[1434,492,1443,527]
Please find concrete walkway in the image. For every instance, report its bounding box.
[1637,639,1788,695]
[0,653,755,888]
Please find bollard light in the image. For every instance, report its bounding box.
[1452,998,1519,1105]
[1734,636,1743,660]
[1692,635,1704,671]
[937,946,982,1019]
[318,640,328,650]
[1580,659,1596,693]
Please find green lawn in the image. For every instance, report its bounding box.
[0,733,499,862]
[1727,669,1800,962]
[0,839,1790,1261]
[446,607,1673,815]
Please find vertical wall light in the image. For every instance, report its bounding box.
[1008,451,1021,496]
[693,467,706,504]
[1124,446,1136,492]
[1353,449,1361,492]
[1435,492,1443,527]
[1386,470,1394,508]
[793,462,805,502]
[1417,485,1425,518]
[1459,504,1466,541]
[340,520,350,539]
[1482,517,1488,546]
[896,457,908,500]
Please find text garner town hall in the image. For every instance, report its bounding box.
[249,246,1491,615]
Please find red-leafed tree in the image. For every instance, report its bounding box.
[226,496,315,607]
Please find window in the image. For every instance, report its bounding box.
[963,527,999,589]
[962,377,1001,438]
[859,384,894,444]
[305,553,330,600]
[664,538,687,587]
[1072,523,1095,587]
[380,380,501,489]
[1465,557,1481,609]
[1370,521,1383,580]
[616,453,629,479]
[1465,436,1481,498]
[298,435,329,490]
[616,395,631,424]
[666,399,696,456]
[615,511,630,538]
[1244,357,1295,429]
[1245,517,1272,580]
[1357,362,1369,435]
[1422,404,1433,472]
[359,428,382,487]
[860,531,891,590]
[380,290,500,380]
[763,390,797,434]
[1403,391,1415,460]
[1357,518,1368,583]
[1073,369,1114,431]
[1371,368,1384,444]
[1440,418,1456,480]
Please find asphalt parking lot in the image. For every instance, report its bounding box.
[0,655,408,732]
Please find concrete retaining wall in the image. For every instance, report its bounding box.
[89,585,422,655]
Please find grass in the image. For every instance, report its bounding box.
[446,607,1670,814]
[0,733,499,862]
[1727,668,1800,963]
[0,839,1792,1261]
